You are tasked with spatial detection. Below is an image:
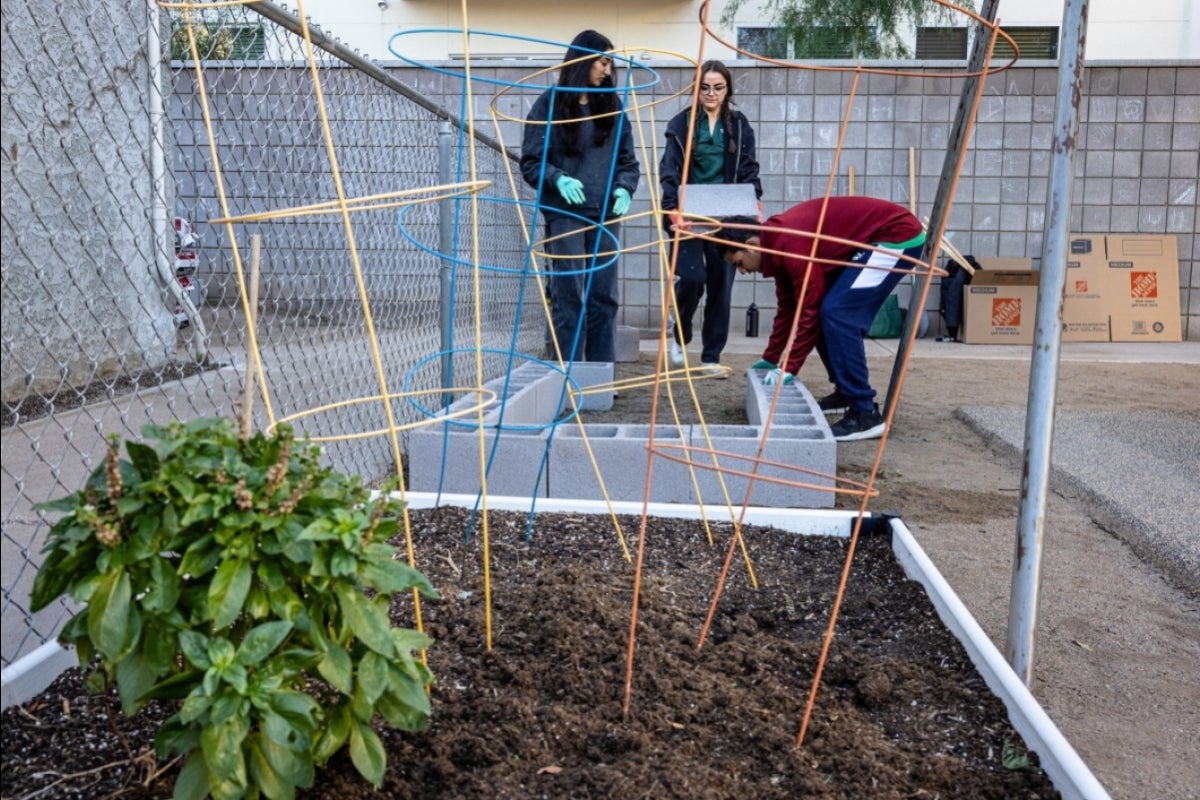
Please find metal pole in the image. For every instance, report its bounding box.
[1005,0,1090,685]
[883,0,999,416]
[438,121,455,407]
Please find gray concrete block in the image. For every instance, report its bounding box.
[615,325,640,362]
[558,361,615,413]
[548,423,691,503]
[689,424,835,509]
[408,426,549,497]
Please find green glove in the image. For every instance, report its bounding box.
[555,174,586,205]
[763,368,794,387]
[612,187,631,216]
[751,359,776,370]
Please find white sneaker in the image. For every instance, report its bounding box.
[700,362,727,380]
[669,341,684,367]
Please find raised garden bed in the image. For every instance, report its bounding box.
[3,494,1107,798]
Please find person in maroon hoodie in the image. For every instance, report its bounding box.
[714,197,926,441]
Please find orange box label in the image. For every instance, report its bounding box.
[1130,271,1158,299]
[992,297,1022,327]
[1073,279,1089,292]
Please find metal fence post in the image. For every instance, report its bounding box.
[1005,0,1090,685]
[438,121,454,407]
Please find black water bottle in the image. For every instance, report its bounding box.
[745,302,759,337]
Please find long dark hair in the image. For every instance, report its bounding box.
[697,59,737,155]
[553,29,618,156]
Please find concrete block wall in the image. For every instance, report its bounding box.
[550,424,691,504]
[408,359,837,508]
[435,61,1197,341]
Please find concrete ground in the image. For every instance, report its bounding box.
[646,332,1200,597]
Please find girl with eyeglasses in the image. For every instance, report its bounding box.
[659,60,762,375]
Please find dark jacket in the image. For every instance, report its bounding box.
[659,107,762,219]
[520,88,640,221]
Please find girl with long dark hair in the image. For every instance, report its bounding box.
[520,30,640,363]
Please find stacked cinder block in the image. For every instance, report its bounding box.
[408,362,836,508]
[550,424,692,503]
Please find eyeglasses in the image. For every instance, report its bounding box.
[699,84,727,94]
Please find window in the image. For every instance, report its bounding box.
[736,26,865,60]
[792,27,857,59]
[993,26,1059,60]
[737,27,790,60]
[170,15,265,61]
[916,27,968,60]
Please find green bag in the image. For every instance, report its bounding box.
[867,293,903,339]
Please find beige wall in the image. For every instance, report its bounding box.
[293,0,1198,63]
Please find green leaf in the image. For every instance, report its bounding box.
[385,670,432,718]
[391,627,434,655]
[260,728,315,788]
[236,620,293,666]
[375,690,431,732]
[125,440,159,476]
[179,630,211,669]
[178,534,220,578]
[313,705,351,764]
[348,718,386,788]
[201,714,250,790]
[357,651,390,704]
[142,670,204,702]
[247,738,294,800]
[88,571,133,661]
[172,752,211,800]
[359,558,436,596]
[156,713,203,758]
[116,652,158,715]
[333,585,394,655]
[209,558,252,630]
[269,691,321,729]
[317,646,354,695]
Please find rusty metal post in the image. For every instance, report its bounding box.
[1005,0,1090,685]
[883,0,998,416]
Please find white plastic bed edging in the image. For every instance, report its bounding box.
[1,640,78,710]
[887,519,1112,800]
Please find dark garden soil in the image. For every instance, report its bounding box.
[2,505,1058,800]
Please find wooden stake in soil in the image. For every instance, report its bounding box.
[240,234,262,439]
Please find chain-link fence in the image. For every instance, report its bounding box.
[2,0,542,679]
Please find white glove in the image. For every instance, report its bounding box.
[763,368,794,387]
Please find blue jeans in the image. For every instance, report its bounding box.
[820,243,924,411]
[545,216,619,363]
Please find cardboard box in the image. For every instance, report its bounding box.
[1105,235,1181,342]
[1062,234,1111,342]
[961,270,1040,344]
[973,257,1032,271]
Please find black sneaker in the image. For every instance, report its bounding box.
[830,404,886,441]
[817,390,849,415]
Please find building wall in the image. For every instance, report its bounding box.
[393,59,1198,341]
[1,1,176,403]
[292,0,1199,63]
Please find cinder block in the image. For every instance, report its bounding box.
[554,361,615,413]
[744,367,827,429]
[408,425,549,497]
[688,424,835,509]
[548,424,691,503]
[615,325,641,362]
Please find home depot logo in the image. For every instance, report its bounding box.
[1130,271,1158,299]
[1073,279,1089,293]
[991,296,1022,327]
